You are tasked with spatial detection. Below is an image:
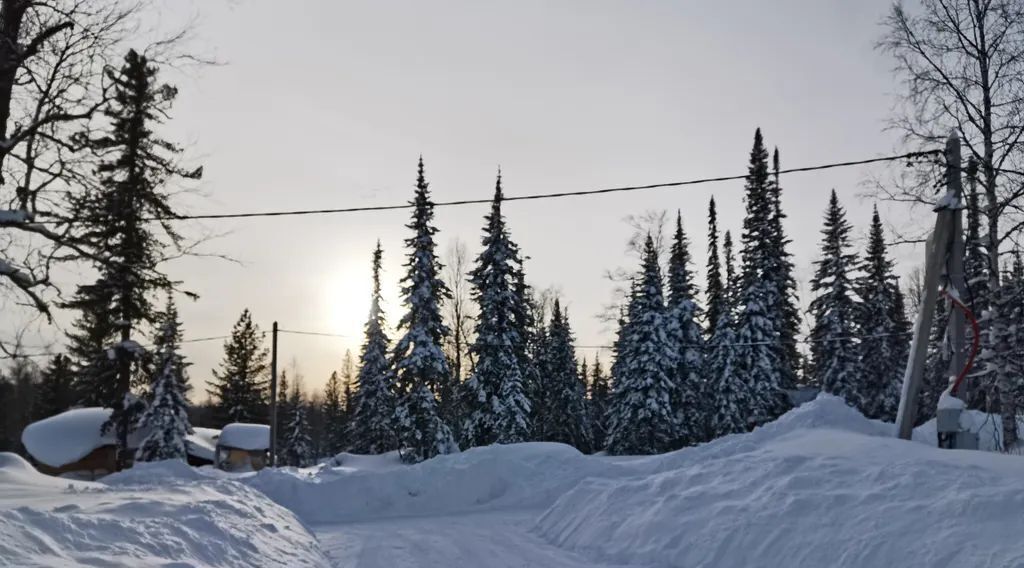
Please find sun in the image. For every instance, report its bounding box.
[321,267,372,340]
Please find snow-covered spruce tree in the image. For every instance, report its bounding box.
[322,371,345,455]
[735,128,791,424]
[391,159,458,463]
[979,277,1023,450]
[767,149,803,387]
[707,308,751,437]
[33,354,76,420]
[605,236,679,455]
[274,370,291,453]
[461,174,532,447]
[149,295,190,399]
[280,396,315,468]
[809,190,861,406]
[520,281,547,441]
[347,242,397,454]
[135,306,193,463]
[63,50,201,460]
[207,309,269,426]
[704,197,726,339]
[722,230,738,311]
[588,354,611,449]
[537,300,592,452]
[855,206,909,421]
[666,212,705,447]
[965,159,994,410]
[918,301,950,425]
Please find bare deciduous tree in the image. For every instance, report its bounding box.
[879,0,1024,290]
[0,0,138,321]
[442,238,476,382]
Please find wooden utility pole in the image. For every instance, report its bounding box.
[896,133,965,439]
[269,321,279,466]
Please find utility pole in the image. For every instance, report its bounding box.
[901,133,970,448]
[269,321,279,466]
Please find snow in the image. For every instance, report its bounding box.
[188,427,221,462]
[536,396,1024,568]
[21,408,121,468]
[0,454,328,567]
[938,386,967,410]
[21,408,219,468]
[219,423,270,450]
[9,394,1024,567]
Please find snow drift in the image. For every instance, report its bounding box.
[0,454,328,567]
[535,395,1024,568]
[243,442,642,524]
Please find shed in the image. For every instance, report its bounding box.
[21,408,217,479]
[216,423,270,472]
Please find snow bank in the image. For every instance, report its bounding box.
[0,457,328,567]
[244,442,639,524]
[219,423,270,450]
[535,394,1024,568]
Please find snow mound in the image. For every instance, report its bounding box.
[0,452,98,491]
[0,459,328,567]
[535,396,1024,568]
[245,442,636,524]
[103,458,207,485]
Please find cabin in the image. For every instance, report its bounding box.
[215,423,270,472]
[21,408,218,479]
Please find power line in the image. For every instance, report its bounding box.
[30,149,937,225]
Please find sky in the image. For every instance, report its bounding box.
[11,1,934,395]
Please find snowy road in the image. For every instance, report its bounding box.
[315,510,641,568]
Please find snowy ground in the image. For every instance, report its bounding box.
[4,395,1024,567]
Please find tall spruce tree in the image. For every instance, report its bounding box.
[280,386,315,467]
[588,354,611,449]
[964,157,992,409]
[666,212,705,447]
[809,191,861,404]
[537,300,592,451]
[349,242,398,454]
[461,174,532,447]
[322,371,345,455]
[855,206,910,421]
[980,276,1023,449]
[63,50,201,461]
[391,159,458,463]
[723,231,738,311]
[705,197,725,338]
[33,355,75,420]
[605,236,679,455]
[919,301,950,425]
[208,309,269,426]
[735,128,791,424]
[151,296,190,399]
[707,308,751,436]
[767,149,803,387]
[135,304,192,463]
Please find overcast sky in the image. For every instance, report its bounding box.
[15,1,934,395]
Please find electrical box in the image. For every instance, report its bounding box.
[955,431,979,450]
[936,408,962,433]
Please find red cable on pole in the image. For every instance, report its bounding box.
[943,290,981,397]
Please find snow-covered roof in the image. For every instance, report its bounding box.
[186,427,220,461]
[22,408,121,468]
[218,423,270,451]
[22,408,220,468]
